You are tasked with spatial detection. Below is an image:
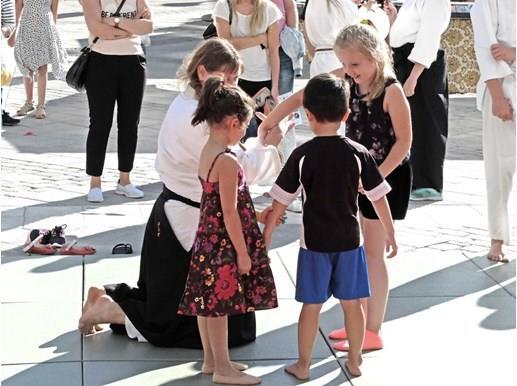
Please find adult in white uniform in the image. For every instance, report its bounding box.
[304,0,360,78]
[79,39,283,348]
[471,0,515,263]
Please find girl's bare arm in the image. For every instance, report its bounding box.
[379,83,412,177]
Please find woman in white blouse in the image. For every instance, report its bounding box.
[471,0,515,263]
[388,0,451,202]
[79,38,283,348]
[304,0,360,78]
[214,0,281,100]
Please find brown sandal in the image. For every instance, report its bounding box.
[35,104,46,119]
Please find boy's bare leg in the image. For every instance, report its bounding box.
[285,303,323,380]
[199,316,249,374]
[208,316,260,385]
[341,299,364,377]
[79,288,125,334]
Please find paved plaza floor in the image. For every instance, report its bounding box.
[1,1,515,385]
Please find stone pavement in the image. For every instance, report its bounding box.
[1,1,515,385]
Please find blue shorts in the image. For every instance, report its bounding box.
[295,247,370,303]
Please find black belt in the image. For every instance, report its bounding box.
[161,186,200,208]
[315,47,334,52]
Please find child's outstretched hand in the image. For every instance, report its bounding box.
[385,232,398,258]
[237,253,252,275]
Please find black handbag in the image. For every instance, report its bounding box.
[66,0,127,91]
[203,0,232,40]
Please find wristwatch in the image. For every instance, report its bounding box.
[113,17,121,28]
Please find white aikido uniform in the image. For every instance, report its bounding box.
[471,0,516,245]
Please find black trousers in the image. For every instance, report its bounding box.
[238,78,272,141]
[393,43,449,192]
[85,52,146,176]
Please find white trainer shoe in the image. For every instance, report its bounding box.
[87,187,104,203]
[115,183,144,199]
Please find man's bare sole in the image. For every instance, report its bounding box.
[344,359,362,378]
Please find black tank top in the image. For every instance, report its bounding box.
[346,77,404,163]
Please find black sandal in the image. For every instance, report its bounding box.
[112,243,133,255]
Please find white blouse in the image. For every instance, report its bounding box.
[213,0,282,81]
[304,0,360,49]
[305,0,360,77]
[389,0,451,68]
[155,87,282,249]
[471,0,516,110]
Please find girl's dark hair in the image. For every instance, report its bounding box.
[191,77,255,127]
[177,38,242,98]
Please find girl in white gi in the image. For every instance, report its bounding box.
[471,0,515,263]
[304,0,360,78]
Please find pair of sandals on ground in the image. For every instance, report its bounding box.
[23,224,96,255]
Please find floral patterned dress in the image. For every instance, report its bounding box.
[178,150,278,317]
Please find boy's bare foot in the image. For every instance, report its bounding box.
[202,361,249,374]
[487,240,509,263]
[344,359,362,377]
[284,362,310,380]
[213,368,261,385]
[79,287,105,334]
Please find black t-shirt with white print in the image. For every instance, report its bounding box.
[270,136,391,253]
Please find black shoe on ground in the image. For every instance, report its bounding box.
[2,111,20,126]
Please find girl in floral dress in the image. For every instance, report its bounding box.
[178,77,277,385]
[10,0,67,119]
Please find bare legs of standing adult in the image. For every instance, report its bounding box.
[16,65,48,118]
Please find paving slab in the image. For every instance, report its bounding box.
[84,299,332,362]
[1,362,82,386]
[1,302,81,364]
[83,358,350,386]
[0,254,82,303]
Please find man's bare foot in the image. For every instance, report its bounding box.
[202,361,249,374]
[79,292,121,335]
[344,358,362,378]
[284,362,310,380]
[213,368,261,385]
[79,287,105,334]
[487,240,509,263]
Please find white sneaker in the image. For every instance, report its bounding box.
[286,198,302,213]
[115,183,144,199]
[87,187,104,203]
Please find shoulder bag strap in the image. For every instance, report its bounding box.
[92,0,128,44]
[227,0,233,25]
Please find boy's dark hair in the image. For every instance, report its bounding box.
[303,73,350,123]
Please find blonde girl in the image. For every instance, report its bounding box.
[257,24,412,351]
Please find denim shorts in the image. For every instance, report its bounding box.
[295,246,370,303]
